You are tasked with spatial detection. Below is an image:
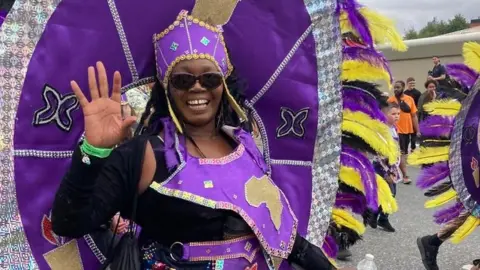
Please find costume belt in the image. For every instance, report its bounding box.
[170,235,260,263]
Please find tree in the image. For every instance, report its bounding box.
[403,14,469,40]
[404,28,418,40]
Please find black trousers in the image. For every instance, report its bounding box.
[410,133,417,151]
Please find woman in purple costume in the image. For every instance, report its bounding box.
[50,6,343,270]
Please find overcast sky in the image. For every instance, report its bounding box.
[359,0,479,34]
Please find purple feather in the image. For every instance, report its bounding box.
[433,202,463,224]
[337,0,374,47]
[343,46,393,84]
[335,192,367,214]
[343,87,387,123]
[420,115,454,137]
[417,162,450,189]
[446,63,479,89]
[322,234,339,258]
[341,147,378,211]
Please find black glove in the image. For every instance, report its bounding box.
[288,233,335,270]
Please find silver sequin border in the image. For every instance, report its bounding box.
[304,0,342,247]
[0,0,62,268]
[449,78,480,214]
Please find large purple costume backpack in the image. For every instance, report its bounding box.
[0,0,404,268]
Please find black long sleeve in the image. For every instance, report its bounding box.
[52,137,146,238]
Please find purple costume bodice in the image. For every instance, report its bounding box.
[149,119,298,269]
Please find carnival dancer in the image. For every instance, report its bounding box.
[410,42,480,270]
[0,0,405,269]
[50,2,347,267]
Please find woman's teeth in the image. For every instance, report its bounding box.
[187,99,209,110]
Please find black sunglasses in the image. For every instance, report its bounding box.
[169,73,223,91]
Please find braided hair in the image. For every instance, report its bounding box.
[134,69,250,136]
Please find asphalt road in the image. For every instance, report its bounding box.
[338,166,479,270]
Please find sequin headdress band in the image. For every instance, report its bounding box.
[153,0,246,133]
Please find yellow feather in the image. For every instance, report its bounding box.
[463,42,480,72]
[451,215,480,244]
[424,188,457,208]
[343,110,399,164]
[408,146,449,165]
[423,99,461,116]
[339,166,365,192]
[376,174,398,214]
[342,60,392,89]
[339,8,407,52]
[339,167,397,214]
[332,208,366,235]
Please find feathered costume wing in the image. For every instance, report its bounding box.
[324,0,406,255]
[409,42,480,244]
[0,0,401,268]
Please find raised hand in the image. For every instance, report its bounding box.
[71,62,137,148]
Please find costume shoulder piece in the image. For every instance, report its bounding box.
[0,0,402,268]
[409,42,480,244]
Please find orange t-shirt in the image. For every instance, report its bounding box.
[387,95,417,134]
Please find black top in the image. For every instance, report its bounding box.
[51,135,333,269]
[403,88,421,106]
[432,64,448,86]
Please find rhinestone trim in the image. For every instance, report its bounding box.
[107,0,139,80]
[198,144,245,165]
[121,77,155,93]
[250,24,314,105]
[14,149,73,158]
[270,159,312,167]
[244,101,272,175]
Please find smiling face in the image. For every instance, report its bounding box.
[169,59,224,127]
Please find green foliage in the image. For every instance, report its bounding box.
[404,14,469,40]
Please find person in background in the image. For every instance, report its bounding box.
[388,80,419,184]
[403,77,421,152]
[428,56,448,87]
[404,77,421,106]
[369,102,401,232]
[417,80,438,122]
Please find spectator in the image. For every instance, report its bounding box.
[417,80,438,122]
[403,77,421,151]
[404,77,421,106]
[388,80,420,185]
[428,56,448,87]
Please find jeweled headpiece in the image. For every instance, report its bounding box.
[154,0,246,132]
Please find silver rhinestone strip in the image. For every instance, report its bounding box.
[271,159,313,167]
[121,76,155,93]
[449,78,480,214]
[244,100,272,175]
[107,0,139,81]
[13,149,74,158]
[304,0,342,247]
[250,24,314,105]
[0,0,62,268]
[83,235,107,263]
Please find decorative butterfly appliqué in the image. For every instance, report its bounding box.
[33,84,79,132]
[276,107,310,138]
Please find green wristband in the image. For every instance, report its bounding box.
[80,140,113,159]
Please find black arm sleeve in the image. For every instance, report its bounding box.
[288,234,335,270]
[52,137,146,238]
